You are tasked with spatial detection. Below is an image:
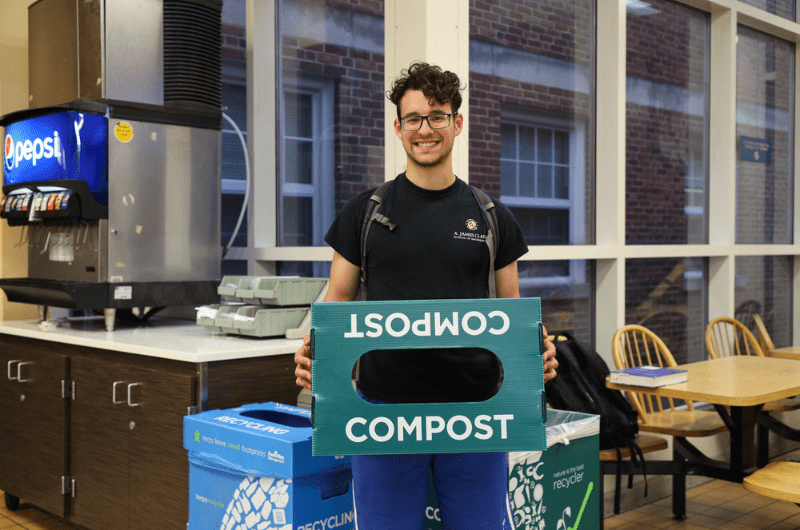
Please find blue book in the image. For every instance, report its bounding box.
[609,366,688,388]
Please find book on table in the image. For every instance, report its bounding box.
[609,366,688,388]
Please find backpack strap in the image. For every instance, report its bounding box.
[469,186,500,298]
[359,180,396,295]
[359,181,500,298]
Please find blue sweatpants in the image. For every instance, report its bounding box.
[351,452,513,530]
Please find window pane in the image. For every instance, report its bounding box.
[519,162,536,197]
[221,84,248,182]
[469,0,594,246]
[519,126,536,161]
[537,164,553,198]
[285,139,313,185]
[221,2,248,277]
[626,257,708,365]
[284,92,313,138]
[519,260,594,345]
[501,124,517,159]
[278,261,332,279]
[735,256,793,349]
[282,196,312,246]
[736,26,794,245]
[511,207,569,246]
[537,129,552,163]
[738,0,796,22]
[221,193,248,248]
[279,0,385,246]
[222,130,248,182]
[501,161,517,195]
[554,166,569,200]
[626,1,709,245]
[554,130,569,164]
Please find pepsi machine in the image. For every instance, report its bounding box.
[0,0,223,330]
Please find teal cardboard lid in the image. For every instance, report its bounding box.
[311,298,547,456]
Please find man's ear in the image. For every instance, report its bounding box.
[454,112,464,137]
[394,118,403,139]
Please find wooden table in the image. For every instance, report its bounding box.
[607,356,800,482]
[769,346,800,360]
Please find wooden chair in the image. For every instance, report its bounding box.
[547,334,670,528]
[705,316,763,358]
[612,325,728,519]
[598,433,668,527]
[637,310,689,364]
[734,299,761,338]
[705,317,800,467]
[753,314,775,354]
[743,461,800,506]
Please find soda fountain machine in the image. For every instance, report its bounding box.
[0,0,224,330]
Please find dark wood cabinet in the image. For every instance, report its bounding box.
[128,365,195,530]
[0,326,300,530]
[69,357,195,530]
[68,357,132,529]
[0,336,68,517]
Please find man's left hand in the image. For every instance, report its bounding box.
[542,325,558,382]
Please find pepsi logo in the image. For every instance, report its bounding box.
[4,135,12,171]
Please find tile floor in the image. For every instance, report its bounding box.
[0,468,798,530]
[605,476,800,530]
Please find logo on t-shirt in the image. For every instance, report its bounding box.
[454,218,485,243]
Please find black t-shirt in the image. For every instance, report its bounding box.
[324,173,528,402]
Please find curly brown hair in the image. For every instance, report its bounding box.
[387,62,463,117]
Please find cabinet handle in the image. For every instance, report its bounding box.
[127,383,141,407]
[7,360,21,381]
[112,381,128,404]
[16,362,32,383]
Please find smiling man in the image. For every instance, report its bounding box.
[294,62,558,529]
[393,83,462,177]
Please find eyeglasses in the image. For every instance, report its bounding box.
[398,113,457,131]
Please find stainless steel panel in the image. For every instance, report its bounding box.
[107,120,220,283]
[78,0,103,101]
[28,0,78,108]
[28,0,163,108]
[104,0,163,105]
[28,221,107,282]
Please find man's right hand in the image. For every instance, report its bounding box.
[294,332,313,390]
[293,251,361,391]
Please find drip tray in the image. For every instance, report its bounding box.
[0,278,219,309]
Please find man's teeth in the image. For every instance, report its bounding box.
[418,141,437,147]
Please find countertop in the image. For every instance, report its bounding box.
[0,318,302,363]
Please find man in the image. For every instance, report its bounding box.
[295,61,558,529]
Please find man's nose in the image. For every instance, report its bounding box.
[419,116,435,131]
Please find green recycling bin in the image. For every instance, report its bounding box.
[425,409,600,530]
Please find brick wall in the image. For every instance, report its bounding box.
[281,37,386,212]
[736,25,793,246]
[221,0,385,214]
[468,0,595,339]
[220,0,792,345]
[222,23,245,62]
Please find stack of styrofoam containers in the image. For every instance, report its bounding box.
[184,402,353,530]
[197,277,327,338]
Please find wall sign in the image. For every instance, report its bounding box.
[740,136,772,164]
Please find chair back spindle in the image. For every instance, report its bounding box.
[613,325,691,423]
[753,314,775,354]
[705,317,765,359]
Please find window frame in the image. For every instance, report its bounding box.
[500,108,587,287]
